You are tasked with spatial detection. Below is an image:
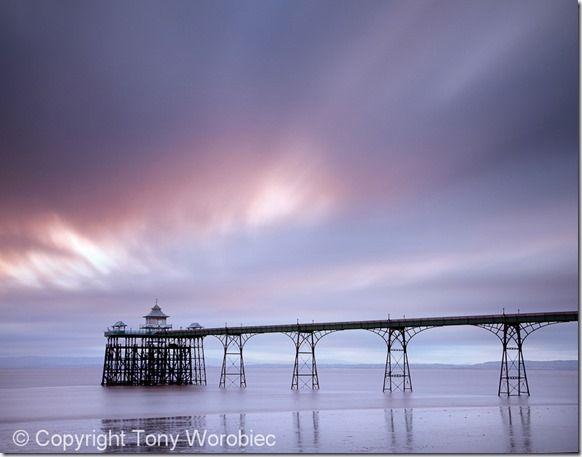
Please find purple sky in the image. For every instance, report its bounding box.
[0,0,578,365]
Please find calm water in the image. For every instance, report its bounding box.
[0,366,577,453]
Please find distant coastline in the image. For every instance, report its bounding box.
[0,357,577,370]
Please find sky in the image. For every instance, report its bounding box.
[0,0,578,366]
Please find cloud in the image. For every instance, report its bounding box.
[0,0,577,362]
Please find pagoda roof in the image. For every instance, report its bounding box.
[113,320,127,327]
[143,304,169,318]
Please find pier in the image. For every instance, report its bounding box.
[102,305,577,396]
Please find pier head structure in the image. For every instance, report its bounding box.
[102,303,206,386]
[102,307,577,396]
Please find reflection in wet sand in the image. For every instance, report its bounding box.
[101,416,206,452]
[385,408,413,452]
[101,413,271,453]
[293,410,320,452]
[93,402,552,454]
[3,366,575,453]
[220,414,247,452]
[500,405,531,453]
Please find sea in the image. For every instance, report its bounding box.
[0,365,578,453]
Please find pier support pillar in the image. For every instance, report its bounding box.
[498,324,529,396]
[386,329,412,392]
[102,336,203,386]
[166,337,193,385]
[191,337,207,385]
[286,330,333,390]
[101,336,119,385]
[381,328,412,392]
[370,326,429,392]
[216,333,254,388]
[292,332,319,390]
[477,320,560,396]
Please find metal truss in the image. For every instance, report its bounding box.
[369,326,432,392]
[215,333,255,388]
[284,330,335,389]
[191,337,207,385]
[476,321,561,396]
[101,336,202,386]
[102,311,576,391]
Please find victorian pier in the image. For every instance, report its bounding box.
[101,303,577,396]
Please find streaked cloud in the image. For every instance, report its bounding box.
[0,0,576,363]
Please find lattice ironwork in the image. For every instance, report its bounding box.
[102,311,577,393]
[369,326,432,392]
[477,321,559,341]
[191,337,207,385]
[476,320,562,396]
[284,330,335,389]
[215,333,255,388]
[101,336,203,385]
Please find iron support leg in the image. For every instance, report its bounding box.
[192,337,207,385]
[498,324,529,396]
[291,332,320,389]
[101,337,114,385]
[477,320,562,395]
[219,334,250,388]
[370,326,425,392]
[384,329,412,392]
[102,336,206,386]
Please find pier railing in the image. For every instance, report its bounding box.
[105,310,577,338]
